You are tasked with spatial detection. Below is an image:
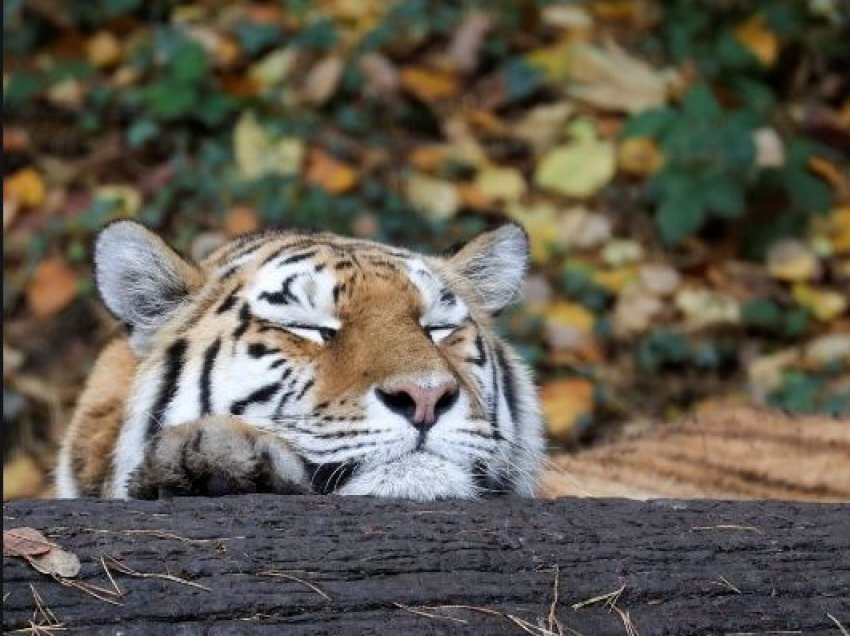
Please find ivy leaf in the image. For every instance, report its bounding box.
[657,196,705,244]
[682,81,722,119]
[622,107,676,138]
[704,178,745,218]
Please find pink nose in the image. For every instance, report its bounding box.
[376,381,459,429]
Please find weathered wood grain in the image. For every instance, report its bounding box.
[3,496,849,634]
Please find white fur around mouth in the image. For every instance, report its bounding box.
[337,451,476,501]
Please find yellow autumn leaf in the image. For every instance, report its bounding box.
[506,201,562,264]
[617,136,664,176]
[592,267,637,293]
[735,14,779,67]
[234,111,304,179]
[474,166,526,202]
[540,378,594,438]
[535,119,615,198]
[767,239,822,281]
[5,168,46,208]
[406,173,459,220]
[792,283,848,321]
[543,300,595,335]
[810,206,850,255]
[399,67,459,102]
[86,31,123,68]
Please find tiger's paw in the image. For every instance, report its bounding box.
[127,417,309,499]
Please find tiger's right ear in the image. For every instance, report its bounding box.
[95,221,203,353]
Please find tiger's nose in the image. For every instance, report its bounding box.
[375,381,459,429]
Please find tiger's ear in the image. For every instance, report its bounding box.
[95,221,204,352]
[448,223,529,312]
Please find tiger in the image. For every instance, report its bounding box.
[55,220,543,501]
[540,406,850,502]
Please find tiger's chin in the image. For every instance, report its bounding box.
[336,452,477,501]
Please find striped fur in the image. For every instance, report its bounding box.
[56,222,543,500]
[540,407,850,502]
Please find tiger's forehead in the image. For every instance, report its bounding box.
[207,233,467,324]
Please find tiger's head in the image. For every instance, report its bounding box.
[97,220,543,501]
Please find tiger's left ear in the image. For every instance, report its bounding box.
[448,223,529,312]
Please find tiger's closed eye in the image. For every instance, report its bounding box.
[282,324,337,344]
[425,324,458,343]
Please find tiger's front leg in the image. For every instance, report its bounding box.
[127,416,309,499]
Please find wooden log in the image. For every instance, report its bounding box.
[3,496,849,634]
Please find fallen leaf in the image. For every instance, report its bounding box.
[400,67,459,102]
[86,31,122,68]
[5,168,46,207]
[592,266,637,293]
[541,4,593,29]
[513,102,573,154]
[748,349,800,395]
[46,78,84,109]
[358,52,399,95]
[306,148,358,194]
[535,119,615,198]
[638,264,681,296]
[545,300,595,335]
[675,288,741,327]
[446,10,492,73]
[804,334,850,369]
[224,206,260,237]
[4,527,53,557]
[809,206,850,255]
[303,56,344,105]
[767,239,822,281]
[26,258,78,318]
[560,208,612,249]
[474,165,526,202]
[234,111,304,179]
[792,283,848,321]
[734,14,779,67]
[752,127,784,168]
[406,173,459,220]
[456,182,490,210]
[27,546,81,578]
[564,40,676,114]
[613,283,664,336]
[602,239,644,267]
[618,136,664,176]
[248,47,298,90]
[540,378,594,438]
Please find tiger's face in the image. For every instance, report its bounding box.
[96,222,543,500]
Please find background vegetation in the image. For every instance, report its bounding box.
[4,0,849,498]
